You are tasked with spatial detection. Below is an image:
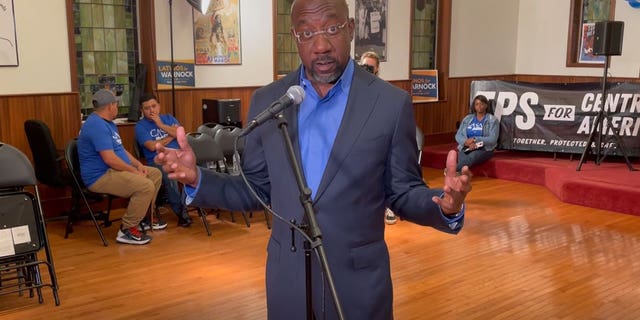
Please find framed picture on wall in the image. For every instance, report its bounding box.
[193,0,242,65]
[578,23,606,64]
[0,0,19,67]
[354,0,388,62]
[566,0,615,67]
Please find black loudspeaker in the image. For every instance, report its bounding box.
[202,98,242,127]
[593,21,624,56]
[128,63,147,122]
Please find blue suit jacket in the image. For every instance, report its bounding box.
[191,64,463,319]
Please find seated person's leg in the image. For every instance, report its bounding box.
[147,166,162,202]
[466,149,494,168]
[88,169,157,229]
[153,164,191,227]
[456,151,472,172]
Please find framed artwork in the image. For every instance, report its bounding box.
[566,0,615,67]
[193,0,242,65]
[578,23,606,63]
[0,0,18,67]
[354,0,388,62]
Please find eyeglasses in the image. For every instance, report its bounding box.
[292,20,349,44]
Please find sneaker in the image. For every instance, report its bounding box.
[139,217,168,231]
[385,208,398,225]
[117,226,152,245]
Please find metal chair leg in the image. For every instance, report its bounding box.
[264,208,271,229]
[77,192,109,246]
[198,207,212,236]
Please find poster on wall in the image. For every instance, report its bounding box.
[354,0,387,62]
[411,70,438,102]
[578,23,605,64]
[0,0,19,67]
[193,0,242,65]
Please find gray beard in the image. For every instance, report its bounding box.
[311,71,340,84]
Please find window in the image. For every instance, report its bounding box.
[566,0,615,67]
[274,0,299,77]
[73,0,139,117]
[411,0,437,70]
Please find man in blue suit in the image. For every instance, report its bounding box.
[155,0,472,318]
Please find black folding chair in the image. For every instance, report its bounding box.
[212,127,270,229]
[184,132,229,236]
[64,138,114,246]
[197,122,224,138]
[0,142,60,305]
[24,119,71,189]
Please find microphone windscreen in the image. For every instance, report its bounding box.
[287,85,305,105]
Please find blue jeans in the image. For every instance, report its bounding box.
[457,149,494,172]
[152,164,185,217]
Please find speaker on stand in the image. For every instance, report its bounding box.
[577,21,635,171]
[593,21,624,56]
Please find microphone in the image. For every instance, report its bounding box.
[238,85,305,137]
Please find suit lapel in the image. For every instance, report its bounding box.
[313,68,378,203]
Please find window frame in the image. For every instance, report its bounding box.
[410,0,438,71]
[272,0,298,79]
[66,0,140,118]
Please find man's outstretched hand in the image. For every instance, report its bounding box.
[432,150,472,215]
[154,126,199,187]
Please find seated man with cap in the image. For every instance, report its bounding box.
[78,88,164,245]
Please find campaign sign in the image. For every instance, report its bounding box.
[411,70,438,102]
[156,60,195,89]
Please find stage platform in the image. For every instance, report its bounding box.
[421,143,640,216]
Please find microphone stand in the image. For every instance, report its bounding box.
[275,115,345,320]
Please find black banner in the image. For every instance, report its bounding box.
[470,80,640,156]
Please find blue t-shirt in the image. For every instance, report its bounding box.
[78,113,131,187]
[134,114,180,164]
[466,116,486,139]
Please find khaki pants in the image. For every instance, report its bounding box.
[89,167,162,228]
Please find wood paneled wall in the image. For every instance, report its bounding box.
[0,93,82,218]
[0,92,82,161]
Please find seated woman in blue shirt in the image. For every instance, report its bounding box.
[455,94,500,172]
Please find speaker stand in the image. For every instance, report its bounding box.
[576,55,636,171]
[168,0,176,115]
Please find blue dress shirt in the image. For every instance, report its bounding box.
[298,60,355,199]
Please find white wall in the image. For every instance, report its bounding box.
[154,0,274,88]
[604,0,640,78]
[514,0,640,77]
[450,0,519,77]
[0,0,70,94]
[451,0,640,78]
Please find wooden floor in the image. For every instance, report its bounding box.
[2,167,640,319]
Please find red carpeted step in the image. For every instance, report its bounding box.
[421,143,640,216]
